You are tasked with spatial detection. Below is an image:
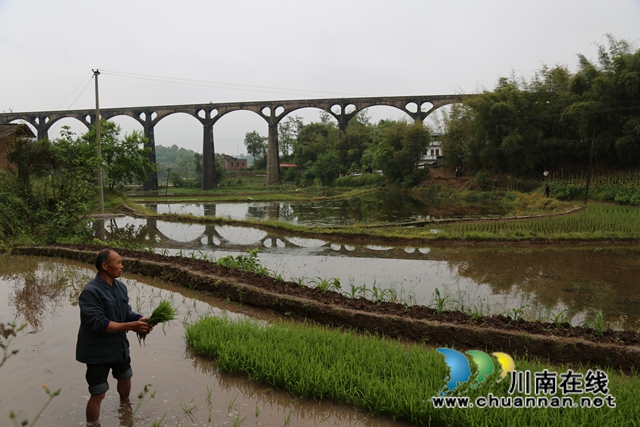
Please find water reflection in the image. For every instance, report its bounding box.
[216,225,268,245]
[435,246,640,324]
[4,262,90,330]
[91,215,640,325]
[145,190,505,226]
[285,236,327,247]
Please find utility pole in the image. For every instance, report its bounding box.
[93,69,104,214]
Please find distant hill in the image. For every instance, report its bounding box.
[155,145,198,182]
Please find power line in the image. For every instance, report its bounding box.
[66,77,94,110]
[55,72,92,110]
[49,76,95,136]
[100,69,366,98]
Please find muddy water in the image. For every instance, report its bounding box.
[98,217,640,325]
[143,191,503,226]
[0,256,411,427]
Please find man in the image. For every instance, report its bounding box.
[76,248,152,424]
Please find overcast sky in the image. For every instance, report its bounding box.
[1,0,639,156]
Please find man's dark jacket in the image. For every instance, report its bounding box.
[76,274,141,364]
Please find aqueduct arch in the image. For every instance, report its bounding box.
[0,94,473,189]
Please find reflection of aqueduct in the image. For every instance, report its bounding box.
[94,204,308,249]
[95,215,326,250]
[95,215,433,260]
[0,94,473,189]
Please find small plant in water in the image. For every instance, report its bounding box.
[1,321,28,367]
[179,396,197,421]
[9,383,61,427]
[232,411,246,427]
[228,394,238,413]
[206,385,212,406]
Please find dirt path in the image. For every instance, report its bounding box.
[14,244,640,372]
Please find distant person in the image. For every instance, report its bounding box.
[545,183,550,197]
[455,166,460,178]
[76,249,152,424]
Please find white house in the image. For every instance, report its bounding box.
[418,136,445,168]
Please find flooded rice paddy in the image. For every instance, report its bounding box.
[100,215,640,326]
[143,192,503,226]
[0,256,411,427]
[4,193,639,426]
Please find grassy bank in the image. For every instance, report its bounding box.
[186,315,639,426]
[435,203,640,241]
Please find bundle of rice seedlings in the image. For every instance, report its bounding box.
[137,300,178,345]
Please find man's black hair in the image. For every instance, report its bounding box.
[95,249,113,271]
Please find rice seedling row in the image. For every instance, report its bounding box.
[185,315,640,426]
[438,204,640,240]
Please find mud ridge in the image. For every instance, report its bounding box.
[14,244,640,372]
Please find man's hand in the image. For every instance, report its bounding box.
[140,318,154,334]
[130,320,152,334]
[105,319,153,334]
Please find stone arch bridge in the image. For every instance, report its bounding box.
[0,94,473,189]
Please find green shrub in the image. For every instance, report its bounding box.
[215,249,270,275]
[548,180,581,200]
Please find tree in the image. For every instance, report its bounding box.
[442,36,640,175]
[193,152,203,179]
[374,121,431,187]
[310,149,341,185]
[80,120,156,189]
[278,115,303,158]
[4,128,100,241]
[155,144,198,179]
[336,118,373,171]
[243,131,267,167]
[177,153,191,180]
[293,122,340,167]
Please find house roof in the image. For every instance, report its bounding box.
[221,154,246,161]
[0,123,35,140]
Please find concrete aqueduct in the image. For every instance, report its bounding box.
[0,94,473,189]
